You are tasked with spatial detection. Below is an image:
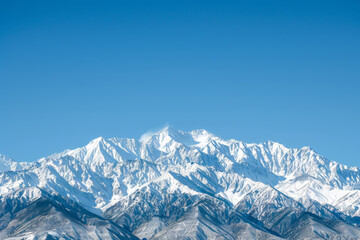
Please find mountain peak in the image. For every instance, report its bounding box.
[158,125,177,133]
[89,136,106,144]
[141,127,197,152]
[139,126,177,143]
[0,153,22,172]
[153,126,186,139]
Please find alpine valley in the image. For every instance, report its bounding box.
[1,127,360,240]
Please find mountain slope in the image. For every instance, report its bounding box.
[284,212,360,240]
[0,187,138,240]
[0,154,22,172]
[0,127,360,239]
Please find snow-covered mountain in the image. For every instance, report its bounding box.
[0,153,23,172]
[1,127,360,239]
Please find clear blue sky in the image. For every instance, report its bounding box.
[1,0,359,165]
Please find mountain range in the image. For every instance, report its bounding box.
[1,127,360,239]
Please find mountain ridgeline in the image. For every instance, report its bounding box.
[1,127,360,239]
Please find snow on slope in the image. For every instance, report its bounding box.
[0,154,22,172]
[0,187,138,240]
[2,127,360,213]
[1,126,360,239]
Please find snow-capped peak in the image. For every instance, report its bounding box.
[140,126,221,150]
[143,126,198,152]
[0,153,22,172]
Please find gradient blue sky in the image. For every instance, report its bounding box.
[1,0,359,165]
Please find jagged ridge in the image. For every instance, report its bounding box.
[0,127,360,239]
